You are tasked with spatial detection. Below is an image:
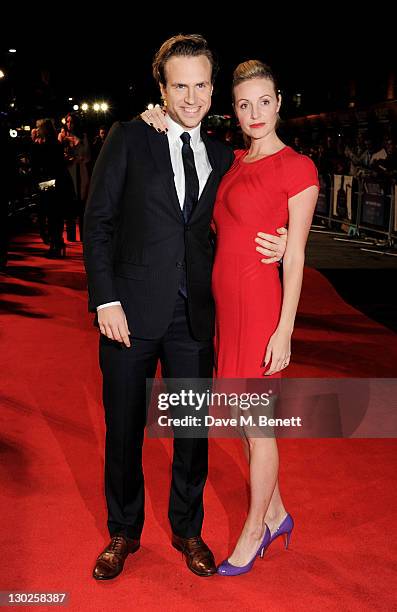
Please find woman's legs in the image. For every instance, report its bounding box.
[241,436,287,532]
[227,436,287,566]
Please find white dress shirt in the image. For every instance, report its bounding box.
[166,114,212,207]
[97,115,212,311]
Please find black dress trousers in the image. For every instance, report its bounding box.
[99,293,213,540]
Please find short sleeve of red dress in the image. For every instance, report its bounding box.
[285,154,320,199]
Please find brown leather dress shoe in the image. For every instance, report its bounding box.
[93,534,140,580]
[172,534,216,577]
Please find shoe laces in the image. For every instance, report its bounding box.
[109,535,126,555]
[187,537,211,560]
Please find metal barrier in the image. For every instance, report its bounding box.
[312,174,396,250]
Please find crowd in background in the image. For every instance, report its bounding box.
[2,113,396,268]
[216,126,397,180]
[16,115,108,258]
[292,134,396,179]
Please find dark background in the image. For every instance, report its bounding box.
[1,16,396,122]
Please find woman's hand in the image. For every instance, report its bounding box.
[262,328,291,375]
[140,105,168,133]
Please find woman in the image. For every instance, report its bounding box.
[212,60,318,575]
[142,60,319,576]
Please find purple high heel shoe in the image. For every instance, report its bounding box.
[217,525,271,576]
[268,513,294,549]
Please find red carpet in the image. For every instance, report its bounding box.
[1,233,396,611]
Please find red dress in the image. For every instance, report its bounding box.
[212,145,319,378]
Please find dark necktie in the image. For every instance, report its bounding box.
[180,131,199,222]
[178,132,199,298]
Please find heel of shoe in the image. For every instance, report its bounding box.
[171,539,184,554]
[283,530,292,549]
[259,525,271,559]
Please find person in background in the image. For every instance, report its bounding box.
[91,125,108,165]
[31,119,74,257]
[59,113,91,241]
[0,120,17,269]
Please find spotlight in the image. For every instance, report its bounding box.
[0,70,5,79]
[9,129,17,138]
[81,103,88,111]
[93,103,100,111]
[73,104,79,111]
[100,103,108,112]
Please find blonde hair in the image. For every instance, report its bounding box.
[232,60,281,147]
[232,60,280,102]
[36,118,57,142]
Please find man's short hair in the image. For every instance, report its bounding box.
[152,33,218,86]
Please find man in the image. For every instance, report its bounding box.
[91,126,108,164]
[84,34,287,580]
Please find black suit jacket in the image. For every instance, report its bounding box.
[83,119,234,340]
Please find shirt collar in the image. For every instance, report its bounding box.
[165,115,202,149]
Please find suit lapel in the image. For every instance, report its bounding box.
[190,129,220,220]
[201,128,220,176]
[146,124,221,222]
[147,128,184,221]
